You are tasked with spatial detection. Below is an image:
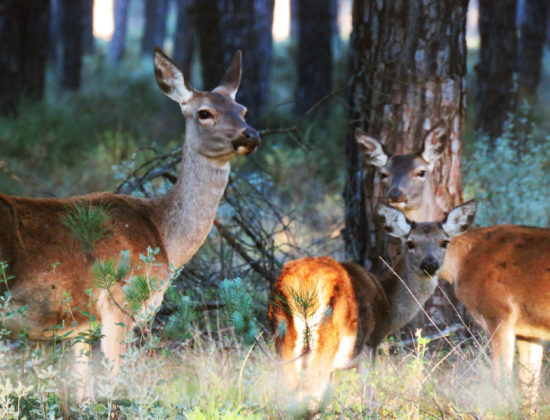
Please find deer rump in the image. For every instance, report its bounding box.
[268,257,389,392]
[0,192,169,341]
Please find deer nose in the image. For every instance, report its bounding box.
[231,127,261,154]
[419,256,439,276]
[388,188,405,203]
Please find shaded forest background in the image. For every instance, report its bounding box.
[1,0,550,343]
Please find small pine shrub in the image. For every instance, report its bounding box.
[463,109,550,227]
[219,278,259,345]
[61,201,111,253]
[164,293,197,340]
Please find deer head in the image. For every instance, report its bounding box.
[378,200,477,278]
[153,47,260,164]
[356,128,446,218]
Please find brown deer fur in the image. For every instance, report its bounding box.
[0,47,260,399]
[269,201,476,400]
[357,130,548,404]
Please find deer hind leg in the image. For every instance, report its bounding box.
[517,339,543,411]
[73,340,93,402]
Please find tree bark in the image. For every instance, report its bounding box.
[109,0,131,62]
[173,0,195,81]
[217,0,274,125]
[295,0,333,114]
[141,0,170,56]
[82,0,94,54]
[60,0,86,90]
[476,0,518,139]
[0,0,51,115]
[518,0,549,100]
[344,0,467,333]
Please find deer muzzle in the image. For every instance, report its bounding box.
[232,128,261,155]
[420,256,439,276]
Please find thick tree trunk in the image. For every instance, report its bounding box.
[173,0,195,81]
[82,0,94,54]
[141,0,169,55]
[295,0,333,114]
[109,0,131,62]
[217,0,274,124]
[60,0,86,90]
[476,0,518,139]
[344,0,467,333]
[0,0,51,115]
[518,0,549,100]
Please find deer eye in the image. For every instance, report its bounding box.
[406,241,415,250]
[416,170,427,178]
[379,172,389,180]
[198,110,213,120]
[441,240,450,249]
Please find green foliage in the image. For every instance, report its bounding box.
[92,250,131,290]
[122,247,160,312]
[219,278,259,345]
[61,201,112,253]
[463,106,550,226]
[165,294,198,340]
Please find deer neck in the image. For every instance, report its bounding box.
[383,257,438,334]
[157,123,230,269]
[404,182,439,222]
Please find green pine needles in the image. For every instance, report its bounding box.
[219,278,259,345]
[61,201,112,254]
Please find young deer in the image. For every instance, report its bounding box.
[357,130,547,405]
[268,201,477,400]
[0,47,259,398]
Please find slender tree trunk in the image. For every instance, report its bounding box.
[109,0,131,62]
[82,0,94,54]
[141,0,170,55]
[344,0,467,333]
[290,0,299,41]
[173,0,195,80]
[193,0,223,90]
[0,0,51,115]
[49,0,61,68]
[518,0,549,100]
[476,0,518,139]
[217,0,274,124]
[295,0,333,114]
[60,0,86,90]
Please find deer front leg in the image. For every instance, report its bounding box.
[517,339,543,411]
[487,318,516,385]
[73,340,93,402]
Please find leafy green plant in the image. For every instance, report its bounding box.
[219,278,259,345]
[61,201,112,253]
[464,106,550,227]
[164,293,198,340]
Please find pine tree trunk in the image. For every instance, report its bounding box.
[173,0,195,80]
[295,0,333,114]
[194,0,223,90]
[82,0,94,54]
[518,0,549,100]
[344,0,467,333]
[476,0,518,139]
[60,0,85,90]
[217,0,274,124]
[109,0,131,62]
[141,0,169,55]
[0,0,51,115]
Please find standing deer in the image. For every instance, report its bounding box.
[0,47,260,398]
[356,129,547,406]
[268,201,477,401]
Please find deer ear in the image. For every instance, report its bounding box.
[355,129,388,167]
[378,204,411,238]
[154,47,194,104]
[421,125,447,168]
[442,200,477,237]
[214,50,242,99]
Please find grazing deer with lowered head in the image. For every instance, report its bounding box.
[0,47,260,399]
[357,129,548,406]
[268,201,476,401]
